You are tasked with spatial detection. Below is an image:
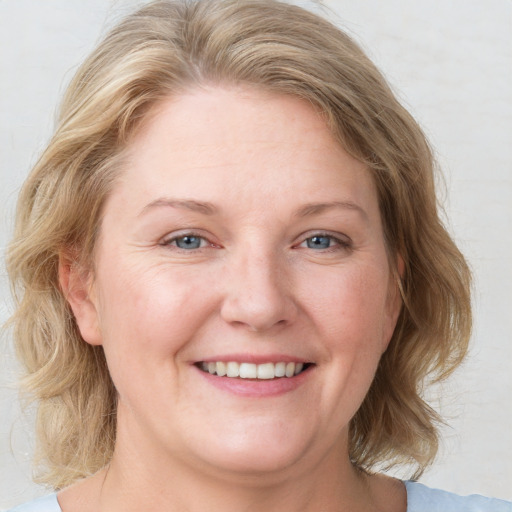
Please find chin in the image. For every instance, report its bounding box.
[200,447,304,478]
[183,421,317,478]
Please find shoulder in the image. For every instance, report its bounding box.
[5,494,61,512]
[405,481,512,512]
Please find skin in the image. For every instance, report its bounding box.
[60,86,406,512]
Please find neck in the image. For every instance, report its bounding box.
[97,419,373,512]
[103,453,369,512]
[58,405,406,512]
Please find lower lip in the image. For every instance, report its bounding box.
[195,366,313,397]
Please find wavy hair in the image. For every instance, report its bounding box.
[6,0,471,489]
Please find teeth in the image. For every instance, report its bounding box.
[257,363,275,380]
[216,361,227,377]
[226,361,240,377]
[199,361,308,379]
[274,362,286,377]
[239,362,257,379]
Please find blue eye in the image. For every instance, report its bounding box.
[306,235,335,249]
[172,235,204,249]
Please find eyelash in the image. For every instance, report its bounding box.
[161,232,214,250]
[160,231,352,253]
[296,233,352,252]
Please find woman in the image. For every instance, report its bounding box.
[5,0,511,511]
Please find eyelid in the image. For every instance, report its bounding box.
[295,231,353,250]
[160,230,219,249]
[159,229,351,251]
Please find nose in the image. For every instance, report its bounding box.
[220,248,298,333]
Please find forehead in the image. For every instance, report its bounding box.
[131,85,333,157]
[111,85,379,222]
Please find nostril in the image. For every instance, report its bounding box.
[220,295,298,333]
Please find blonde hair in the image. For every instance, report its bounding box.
[6,0,471,489]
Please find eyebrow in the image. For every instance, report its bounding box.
[139,198,218,216]
[139,197,367,220]
[295,201,368,220]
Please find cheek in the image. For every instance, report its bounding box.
[303,262,391,346]
[294,263,392,432]
[94,256,215,370]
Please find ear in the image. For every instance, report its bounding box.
[59,251,103,346]
[382,253,405,352]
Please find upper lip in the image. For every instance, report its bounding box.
[193,353,312,364]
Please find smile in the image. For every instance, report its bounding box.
[198,361,310,379]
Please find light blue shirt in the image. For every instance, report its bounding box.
[7,481,512,511]
[6,494,59,512]
[404,481,512,511]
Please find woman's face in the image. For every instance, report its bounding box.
[72,86,401,478]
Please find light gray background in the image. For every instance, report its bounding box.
[1,0,511,509]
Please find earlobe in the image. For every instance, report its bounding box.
[58,252,103,346]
